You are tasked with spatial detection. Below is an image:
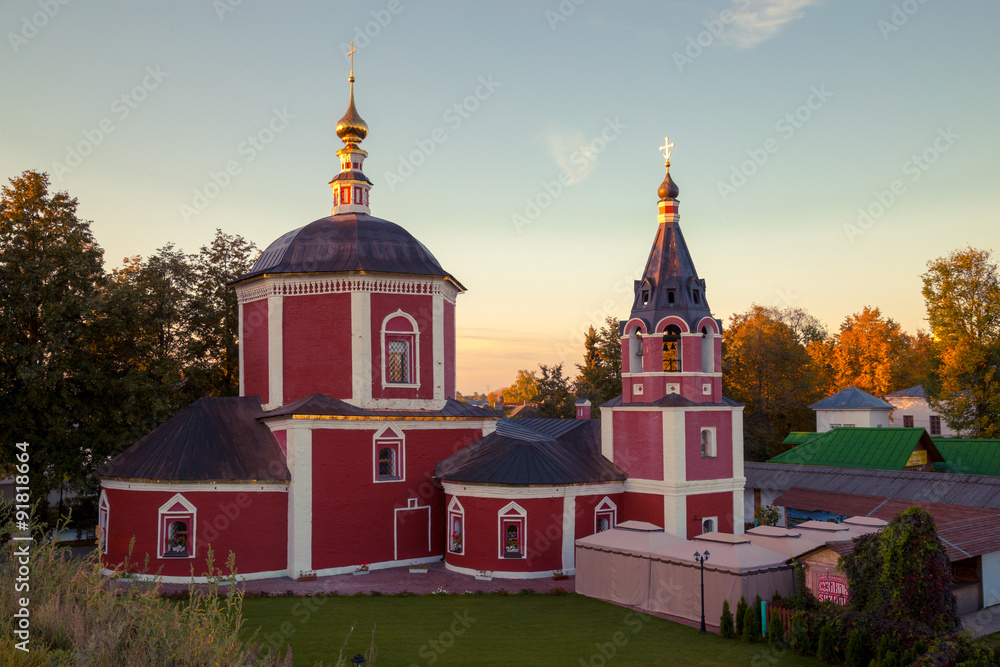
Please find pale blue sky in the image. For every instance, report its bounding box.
[2,0,998,392]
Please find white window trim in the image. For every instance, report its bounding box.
[98,489,110,555]
[700,426,717,458]
[594,496,617,533]
[498,501,527,560]
[702,516,718,534]
[157,493,197,560]
[380,309,420,389]
[448,496,465,555]
[373,423,405,483]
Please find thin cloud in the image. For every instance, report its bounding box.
[723,0,819,49]
[544,128,598,186]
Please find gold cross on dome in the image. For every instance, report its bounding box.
[660,136,674,162]
[347,41,357,77]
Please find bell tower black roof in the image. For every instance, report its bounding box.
[627,155,715,333]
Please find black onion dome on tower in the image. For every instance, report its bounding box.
[231,213,465,289]
[628,154,715,332]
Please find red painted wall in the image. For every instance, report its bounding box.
[310,425,483,570]
[684,411,734,481]
[612,411,663,481]
[101,486,287,577]
[687,491,735,536]
[444,300,456,399]
[370,293,434,400]
[273,430,287,457]
[241,299,269,403]
[282,293,352,402]
[443,494,565,574]
[623,492,665,528]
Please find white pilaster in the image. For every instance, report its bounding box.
[432,292,444,400]
[561,495,576,571]
[663,491,686,538]
[661,408,686,484]
[351,291,372,407]
[286,423,312,577]
[267,293,283,409]
[601,410,614,461]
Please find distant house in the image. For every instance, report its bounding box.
[809,385,892,432]
[883,385,957,437]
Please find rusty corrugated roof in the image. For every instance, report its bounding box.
[95,396,289,482]
[435,418,625,486]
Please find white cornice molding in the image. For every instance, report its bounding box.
[235,274,459,305]
[101,480,288,493]
[625,477,746,496]
[441,481,625,499]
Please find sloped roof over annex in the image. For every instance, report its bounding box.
[934,438,1000,477]
[768,427,943,470]
[95,397,289,483]
[435,418,626,486]
[809,385,893,410]
[260,393,499,421]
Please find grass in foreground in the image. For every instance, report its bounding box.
[240,592,825,666]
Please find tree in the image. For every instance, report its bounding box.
[501,369,538,405]
[0,171,105,508]
[722,305,824,460]
[573,316,622,411]
[536,363,574,418]
[840,506,959,633]
[829,306,913,396]
[921,247,1000,437]
[186,229,259,398]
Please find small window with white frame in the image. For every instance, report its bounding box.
[98,490,110,554]
[448,497,465,555]
[373,423,405,482]
[158,493,196,559]
[381,310,420,387]
[595,496,617,533]
[700,427,717,458]
[498,502,527,559]
[702,516,717,534]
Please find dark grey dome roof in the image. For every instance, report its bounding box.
[233,213,463,289]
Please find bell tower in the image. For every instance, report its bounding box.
[601,138,745,538]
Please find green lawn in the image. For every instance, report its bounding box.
[240,592,824,666]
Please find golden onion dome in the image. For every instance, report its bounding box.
[658,164,680,200]
[335,77,368,145]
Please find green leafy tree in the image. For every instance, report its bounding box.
[830,306,915,396]
[501,369,538,405]
[735,596,748,636]
[719,600,736,639]
[574,316,623,411]
[185,229,259,398]
[840,506,959,633]
[817,623,838,663]
[536,363,574,418]
[921,247,1000,437]
[741,605,760,643]
[790,612,809,655]
[0,171,105,507]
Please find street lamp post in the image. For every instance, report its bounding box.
[694,550,710,633]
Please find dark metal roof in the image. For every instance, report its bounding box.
[809,385,893,410]
[95,397,289,482]
[261,393,499,420]
[884,384,927,398]
[435,418,626,486]
[232,213,464,289]
[746,461,1000,511]
[773,486,1000,560]
[625,193,718,333]
[600,394,743,408]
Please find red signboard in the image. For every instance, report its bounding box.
[817,575,849,606]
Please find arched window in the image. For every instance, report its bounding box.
[662,324,681,372]
[701,326,713,373]
[628,327,643,373]
[98,490,110,555]
[373,423,405,482]
[381,310,420,387]
[700,427,716,458]
[702,517,717,534]
[498,502,527,559]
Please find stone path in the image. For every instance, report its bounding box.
[962,603,1000,638]
[155,560,575,597]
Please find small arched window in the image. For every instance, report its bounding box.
[702,517,716,534]
[700,428,716,458]
[373,424,405,482]
[662,325,681,372]
[701,326,713,373]
[628,327,643,373]
[498,502,527,559]
[381,310,419,388]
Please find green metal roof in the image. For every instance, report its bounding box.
[783,432,820,446]
[933,438,1000,477]
[769,427,942,469]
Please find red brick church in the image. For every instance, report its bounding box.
[96,63,744,582]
